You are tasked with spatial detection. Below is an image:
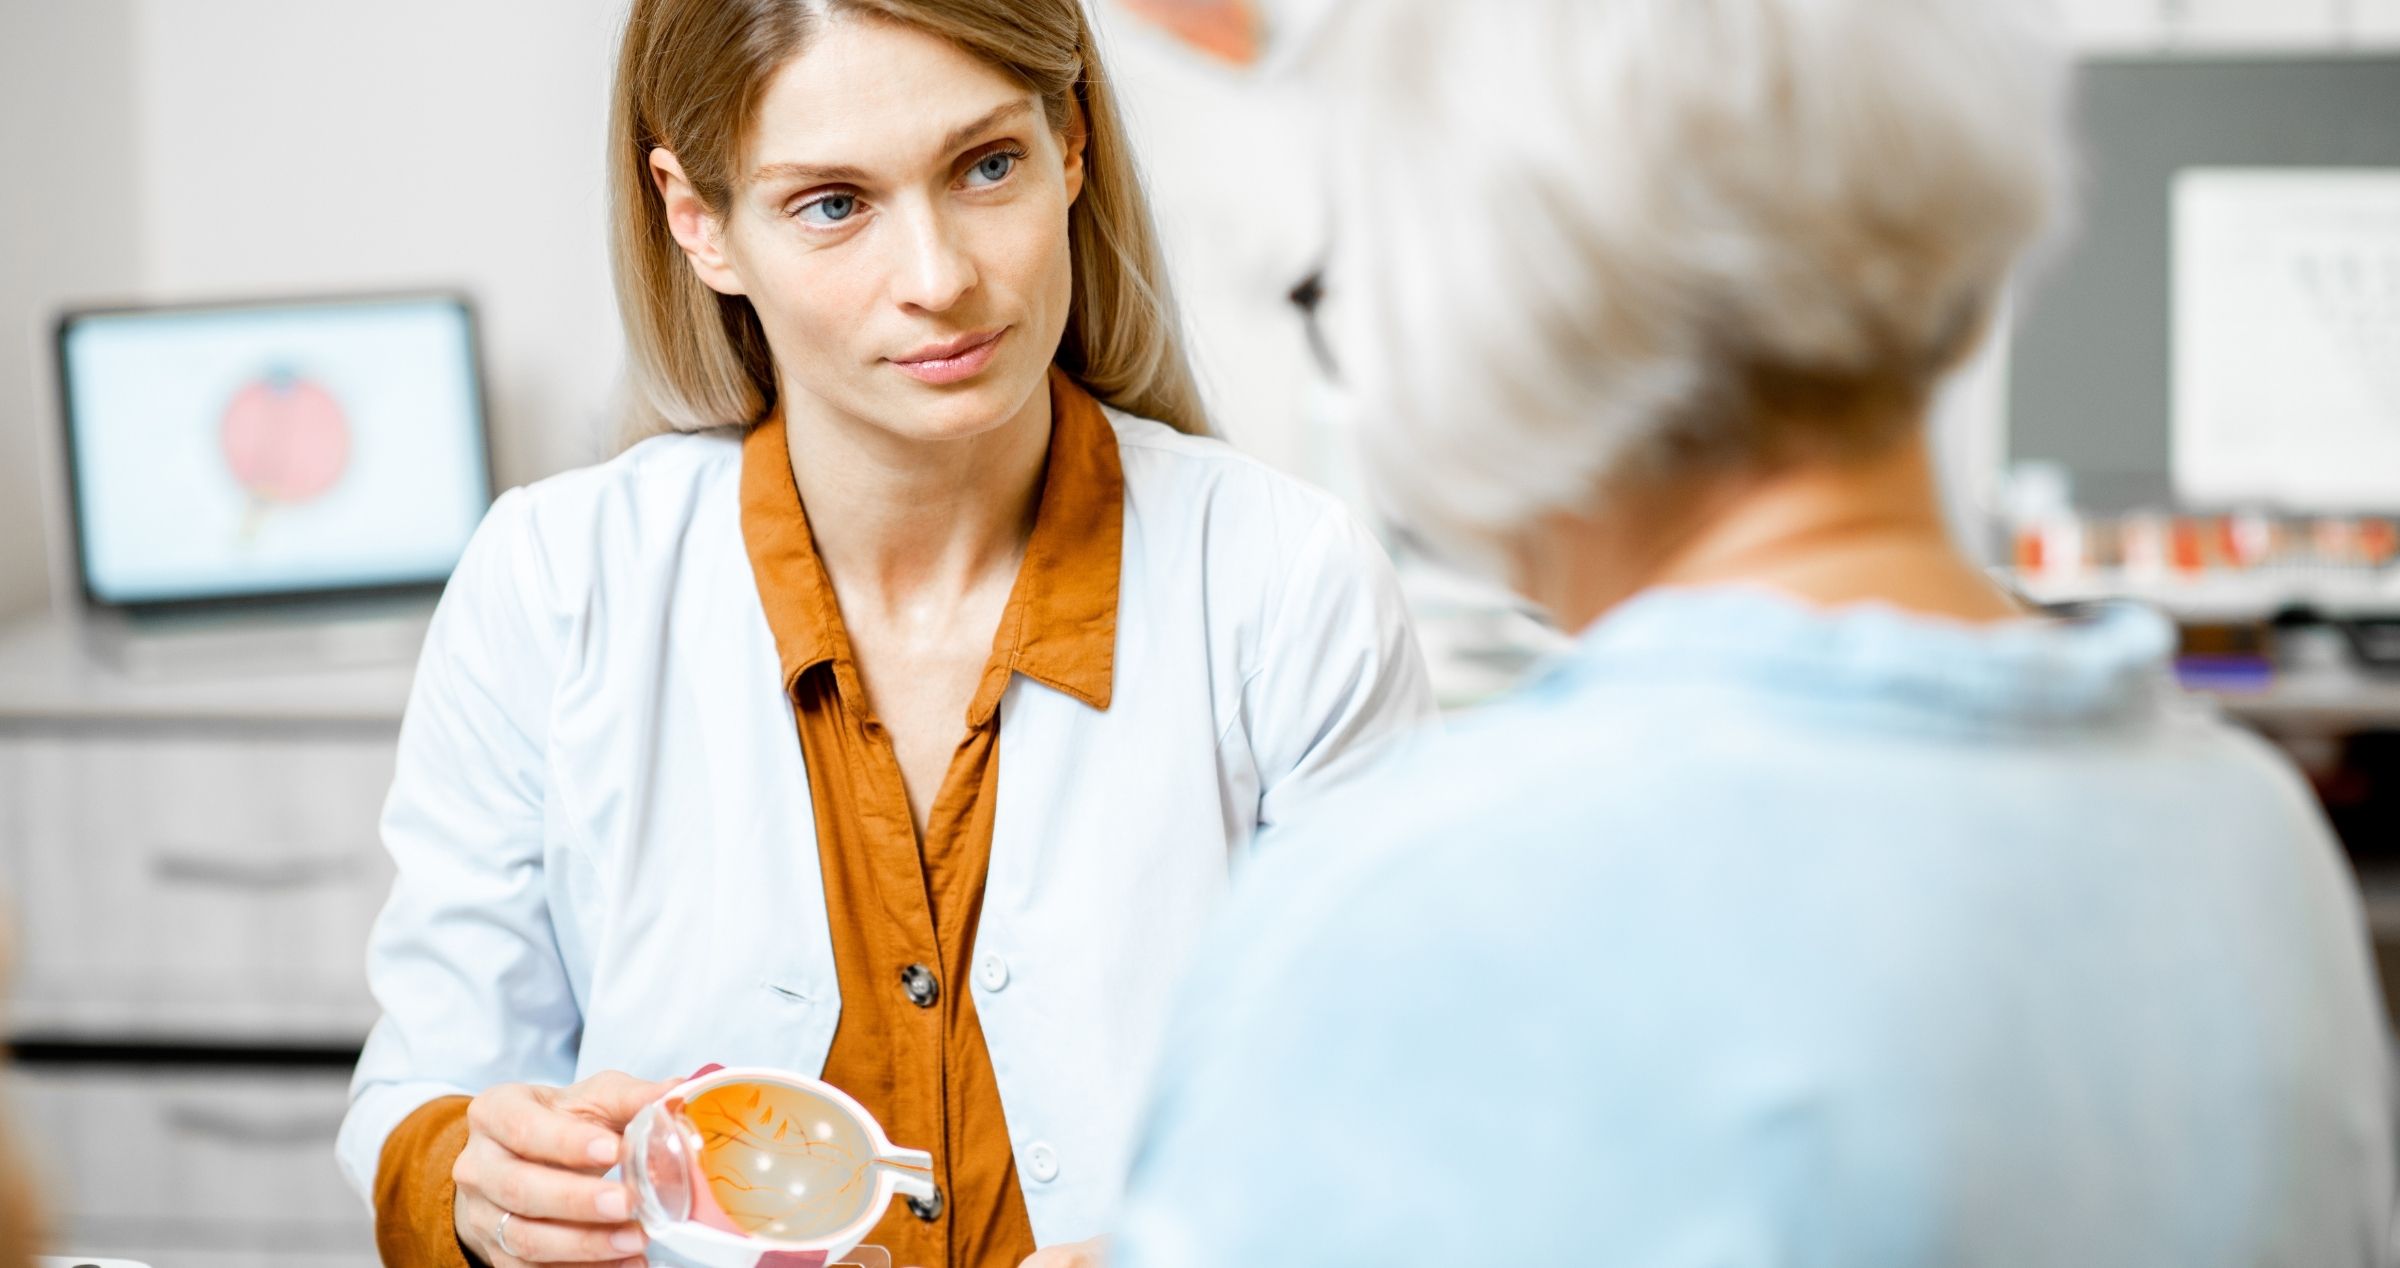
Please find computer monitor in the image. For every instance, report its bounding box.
[52,292,494,615]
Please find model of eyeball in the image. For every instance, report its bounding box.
[685,1079,883,1238]
[627,1066,936,1268]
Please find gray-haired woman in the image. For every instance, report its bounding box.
[1112,0,2395,1263]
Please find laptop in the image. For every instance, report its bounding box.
[49,292,495,676]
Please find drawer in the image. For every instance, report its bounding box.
[5,1064,372,1260]
[0,728,397,1040]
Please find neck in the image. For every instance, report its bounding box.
[781,382,1053,608]
[1537,426,2022,631]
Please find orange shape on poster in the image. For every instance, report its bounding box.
[1118,0,1263,66]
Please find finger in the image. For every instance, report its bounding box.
[460,1185,645,1268]
[488,1210,649,1265]
[473,1084,624,1169]
[467,1154,638,1225]
[562,1069,676,1132]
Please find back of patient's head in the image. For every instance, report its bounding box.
[1314,0,2070,556]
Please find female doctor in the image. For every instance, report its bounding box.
[334,2,1430,1266]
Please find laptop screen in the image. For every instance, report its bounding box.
[55,294,493,611]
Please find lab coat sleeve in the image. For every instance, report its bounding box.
[336,487,585,1204]
[1244,501,1435,832]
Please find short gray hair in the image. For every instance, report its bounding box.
[1315,0,2071,551]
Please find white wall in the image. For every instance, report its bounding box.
[0,1,141,621]
[2066,0,2400,48]
[1098,0,2400,558]
[0,0,1339,631]
[1,0,2393,622]
[130,0,628,511]
[0,0,627,625]
[2365,0,2400,41]
[1087,3,1336,476]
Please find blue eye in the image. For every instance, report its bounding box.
[795,193,858,226]
[966,151,1018,186]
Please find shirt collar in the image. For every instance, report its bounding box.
[1544,584,2179,726]
[738,365,1124,719]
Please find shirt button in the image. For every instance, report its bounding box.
[900,964,939,1008]
[1024,1141,1059,1184]
[906,1185,944,1222]
[976,952,1009,992]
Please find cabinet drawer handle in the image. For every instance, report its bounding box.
[165,1103,349,1148]
[150,849,363,891]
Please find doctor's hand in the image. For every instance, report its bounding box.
[1019,1236,1108,1268]
[454,1070,672,1267]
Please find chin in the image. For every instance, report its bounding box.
[875,363,1046,442]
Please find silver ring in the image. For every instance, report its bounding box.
[496,1210,521,1259]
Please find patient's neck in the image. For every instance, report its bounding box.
[1541,428,2023,632]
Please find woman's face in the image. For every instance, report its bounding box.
[658,16,1083,443]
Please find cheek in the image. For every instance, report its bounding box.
[738,237,879,363]
[974,194,1077,322]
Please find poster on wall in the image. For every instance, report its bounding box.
[1112,0,1348,73]
[2173,167,2400,509]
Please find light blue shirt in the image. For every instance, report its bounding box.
[1115,586,2395,1267]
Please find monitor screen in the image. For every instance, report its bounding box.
[55,294,492,611]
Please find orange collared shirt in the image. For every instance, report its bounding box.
[373,366,1123,1268]
[739,366,1122,1266]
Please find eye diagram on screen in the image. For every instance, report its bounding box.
[217,366,352,543]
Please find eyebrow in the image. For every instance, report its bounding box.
[748,98,1038,188]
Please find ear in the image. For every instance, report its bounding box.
[1060,95,1089,208]
[649,147,748,297]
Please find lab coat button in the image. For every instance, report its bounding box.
[1024,1141,1060,1183]
[901,963,939,1008]
[977,953,1009,992]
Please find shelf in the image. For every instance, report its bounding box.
[2195,665,2400,731]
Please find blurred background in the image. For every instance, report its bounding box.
[2,0,2398,1262]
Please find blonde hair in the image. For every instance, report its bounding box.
[1314,0,2070,552]
[609,0,1208,443]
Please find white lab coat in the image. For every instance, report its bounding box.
[337,408,1433,1250]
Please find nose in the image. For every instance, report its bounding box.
[889,202,977,315]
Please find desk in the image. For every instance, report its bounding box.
[2195,664,2400,735]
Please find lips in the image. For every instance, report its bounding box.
[888,328,1006,386]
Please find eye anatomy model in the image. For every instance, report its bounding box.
[627,1067,937,1268]
[218,367,351,542]
[686,1080,886,1238]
